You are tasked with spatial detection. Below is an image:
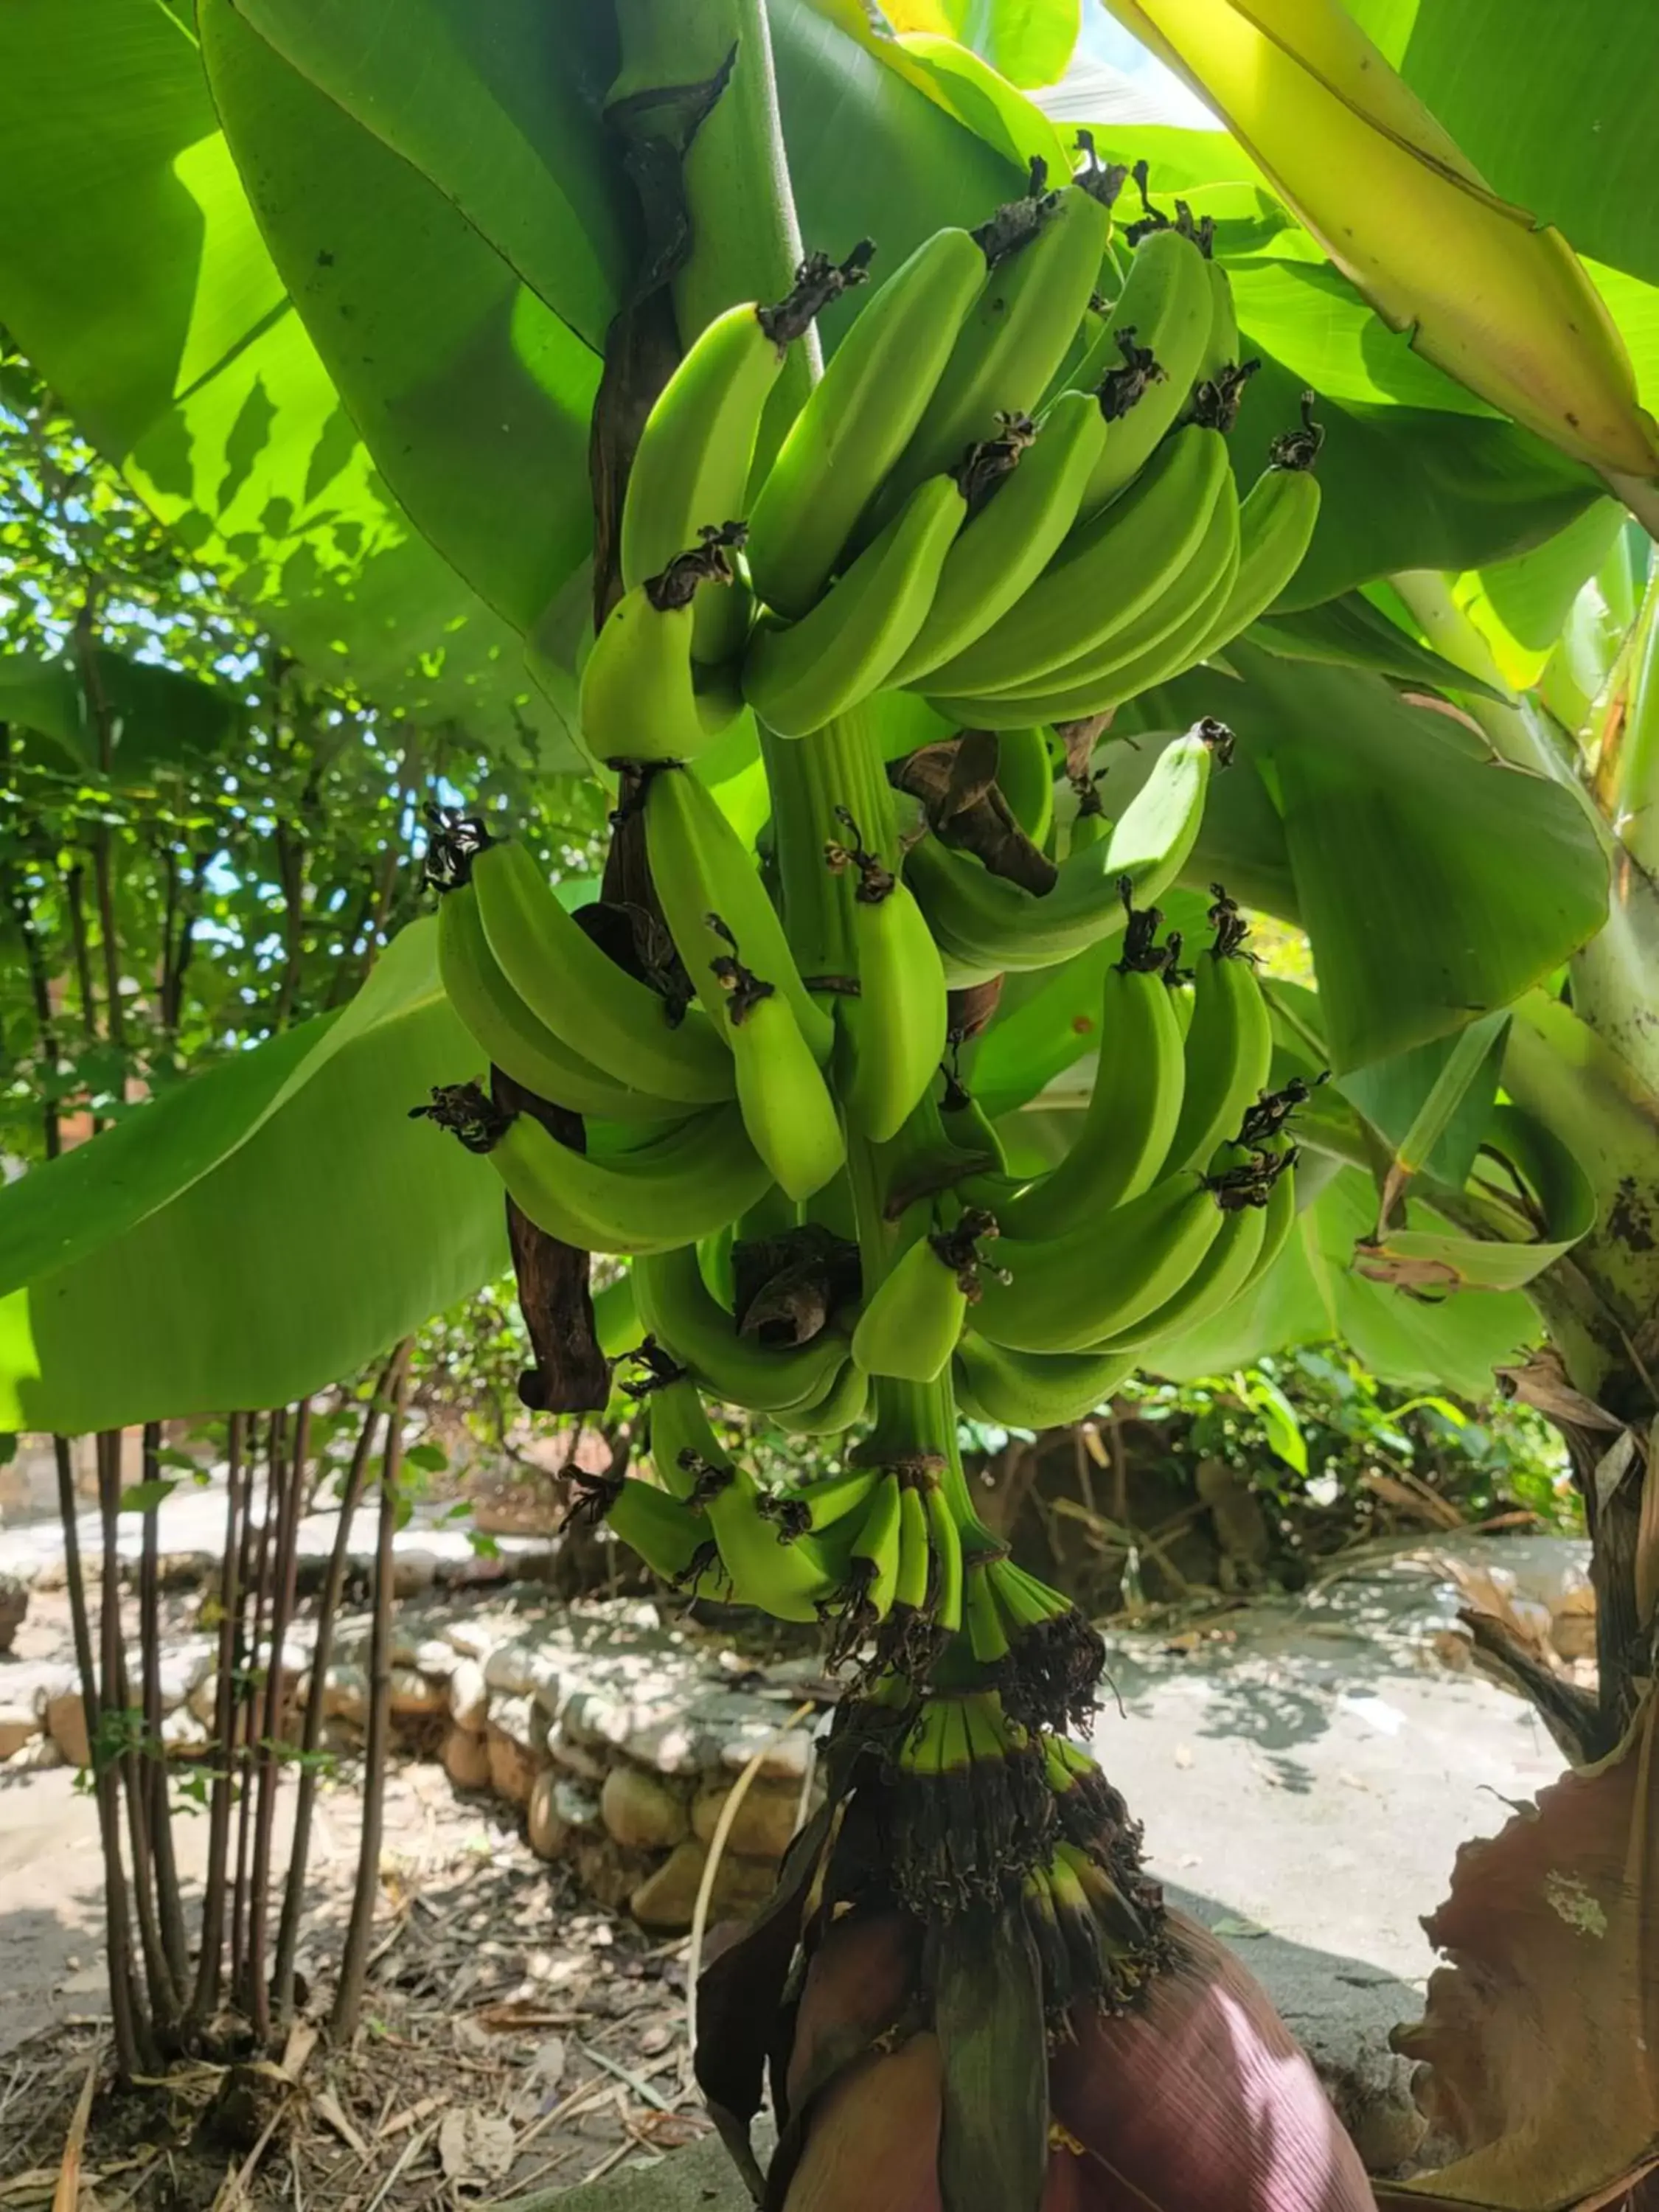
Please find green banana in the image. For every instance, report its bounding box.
[468,835,734,1105]
[634,1244,849,1411]
[742,476,967,737]
[1237,1138,1300,1295]
[706,1464,850,1623]
[879,168,1118,518]
[939,1071,1009,1175]
[935,465,1242,725]
[758,1461,883,1539]
[1068,223,1215,517]
[827,815,949,1144]
[849,1210,997,1382]
[986,897,1187,1237]
[884,391,1107,687]
[597,1477,725,1592]
[765,1354,871,1437]
[1099,1178,1268,1349]
[1194,249,1240,399]
[641,763,833,1060]
[418,1084,768,1256]
[1188,412,1324,662]
[953,1334,1136,1430]
[579,532,745,765]
[635,1366,849,1620]
[922,422,1230,699]
[925,1483,964,1635]
[1162,889,1274,1175]
[904,721,1220,980]
[591,1272,639,1360]
[708,923,846,1201]
[893,1479,934,1617]
[434,879,684,1123]
[744,227,987,619]
[973,1171,1225,1354]
[993,726,1058,848]
[847,1472,904,1627]
[620,303,785,664]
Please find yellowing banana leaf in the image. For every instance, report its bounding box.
[880,0,1083,91]
[1354,1104,1597,1296]
[1141,1165,1537,1399]
[200,0,598,639]
[1100,0,1659,492]
[1343,0,1659,296]
[226,0,628,354]
[0,919,505,1432]
[0,648,243,781]
[0,0,571,762]
[771,0,1034,313]
[792,1,1067,174]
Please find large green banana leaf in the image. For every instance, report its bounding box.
[198,0,599,641]
[0,649,243,781]
[1144,1166,1537,1399]
[1109,644,1609,1069]
[0,919,506,1431]
[226,0,630,354]
[0,0,577,764]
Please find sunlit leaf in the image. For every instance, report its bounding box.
[0,919,505,1430]
[200,0,599,639]
[0,647,242,779]
[882,0,1083,91]
[228,0,629,352]
[0,0,574,759]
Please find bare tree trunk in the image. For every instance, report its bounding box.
[330,1348,409,2039]
[138,1425,189,1992]
[248,1401,309,2042]
[274,1361,396,2016]
[192,1413,246,2023]
[58,1436,147,2080]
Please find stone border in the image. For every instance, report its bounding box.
[1,1588,829,1934]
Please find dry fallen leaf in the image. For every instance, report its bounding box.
[437,2108,516,2188]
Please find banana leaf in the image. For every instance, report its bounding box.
[226,0,630,354]
[199,0,599,641]
[1143,1166,1537,1400]
[1354,1105,1599,1297]
[0,919,505,1431]
[1114,646,1610,1069]
[863,0,1083,92]
[0,0,571,762]
[0,648,243,780]
[1247,594,1506,700]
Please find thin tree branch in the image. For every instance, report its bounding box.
[192,1413,246,2023]
[274,1360,395,2017]
[139,1425,189,1990]
[248,1399,309,2042]
[330,1345,410,2039]
[57,1436,146,2079]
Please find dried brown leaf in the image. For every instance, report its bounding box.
[1393,1693,1659,2208]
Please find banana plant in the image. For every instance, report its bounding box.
[2,0,1659,2205]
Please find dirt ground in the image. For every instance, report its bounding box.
[0,1589,709,2210]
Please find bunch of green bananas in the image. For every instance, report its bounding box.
[415,125,1323,1848]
